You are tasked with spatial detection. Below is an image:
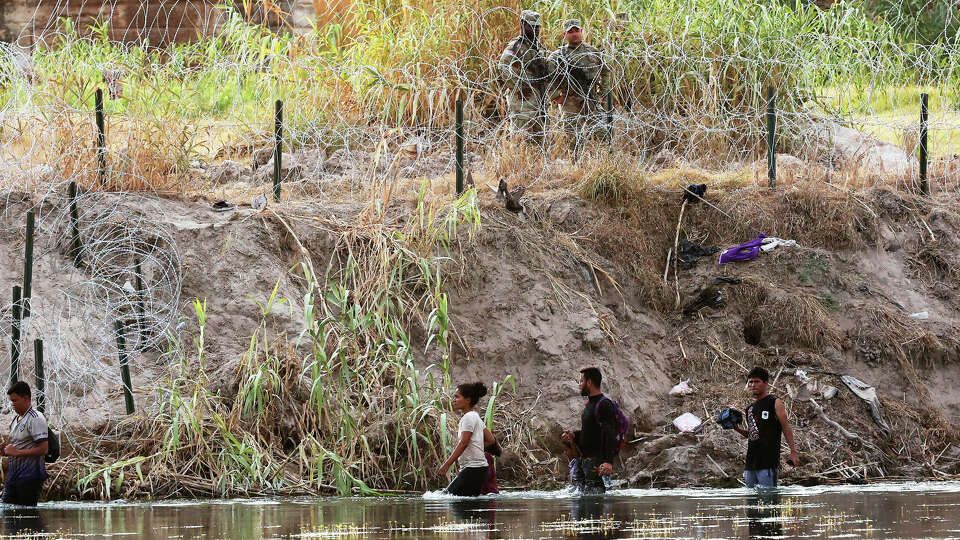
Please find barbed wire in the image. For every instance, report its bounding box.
[0,2,957,435]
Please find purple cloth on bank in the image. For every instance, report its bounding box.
[718,234,766,264]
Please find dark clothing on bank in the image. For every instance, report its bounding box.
[1,478,43,507]
[577,394,618,465]
[745,395,782,471]
[445,466,489,497]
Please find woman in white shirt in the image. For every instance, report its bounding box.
[437,382,496,496]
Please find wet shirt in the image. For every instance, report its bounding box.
[6,407,48,486]
[457,410,488,469]
[745,395,782,471]
[578,394,617,463]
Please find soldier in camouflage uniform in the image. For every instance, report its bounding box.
[549,19,609,157]
[498,10,553,146]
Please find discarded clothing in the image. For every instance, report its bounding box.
[678,239,720,269]
[682,184,707,203]
[760,237,797,252]
[682,277,742,315]
[719,234,766,264]
[669,380,694,397]
[715,407,743,430]
[839,375,890,433]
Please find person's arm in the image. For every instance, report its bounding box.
[4,440,47,458]
[483,427,495,447]
[775,398,799,465]
[497,41,525,89]
[437,431,472,478]
[733,422,749,438]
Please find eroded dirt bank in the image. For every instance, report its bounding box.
[1,178,959,497]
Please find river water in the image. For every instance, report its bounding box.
[2,481,958,539]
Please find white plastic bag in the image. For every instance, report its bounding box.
[672,412,703,433]
[669,380,694,397]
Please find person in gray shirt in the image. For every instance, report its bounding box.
[2,382,48,506]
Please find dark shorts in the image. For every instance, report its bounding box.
[445,466,489,497]
[3,478,44,507]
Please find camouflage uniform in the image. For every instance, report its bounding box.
[549,19,609,155]
[498,10,553,145]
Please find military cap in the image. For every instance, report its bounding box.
[520,10,541,26]
[563,18,582,32]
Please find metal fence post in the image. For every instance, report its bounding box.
[69,181,83,267]
[766,86,776,188]
[10,286,21,385]
[455,99,464,195]
[134,256,147,346]
[34,339,45,413]
[114,321,136,415]
[273,99,283,202]
[919,93,929,196]
[95,88,107,188]
[607,91,614,142]
[22,210,34,319]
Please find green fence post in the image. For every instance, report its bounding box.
[114,321,135,415]
[10,286,21,385]
[95,88,107,188]
[34,339,44,413]
[68,181,83,267]
[455,99,464,195]
[22,210,34,319]
[134,256,148,347]
[606,91,614,142]
[919,93,929,196]
[273,99,283,202]
[766,86,776,188]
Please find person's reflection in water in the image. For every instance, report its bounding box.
[746,490,782,538]
[447,498,497,536]
[569,495,626,539]
[1,505,46,537]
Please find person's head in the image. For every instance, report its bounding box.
[7,381,31,415]
[563,19,583,46]
[746,367,770,398]
[579,367,602,396]
[520,10,541,40]
[453,382,488,412]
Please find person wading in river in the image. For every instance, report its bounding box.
[731,367,799,488]
[437,382,499,496]
[561,367,617,494]
[1,382,49,506]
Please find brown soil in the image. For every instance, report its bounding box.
[1,172,959,495]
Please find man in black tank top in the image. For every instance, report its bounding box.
[732,367,799,488]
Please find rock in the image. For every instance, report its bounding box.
[209,160,250,185]
[251,145,275,170]
[254,148,324,184]
[776,153,807,173]
[832,125,917,177]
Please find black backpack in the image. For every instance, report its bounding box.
[45,426,60,463]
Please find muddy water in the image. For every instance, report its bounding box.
[2,481,958,539]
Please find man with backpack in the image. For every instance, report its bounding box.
[2,382,49,506]
[561,367,629,494]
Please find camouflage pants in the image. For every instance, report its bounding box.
[506,93,548,146]
[559,99,605,157]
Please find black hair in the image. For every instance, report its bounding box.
[457,382,488,407]
[580,367,602,388]
[747,367,770,382]
[7,381,30,399]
